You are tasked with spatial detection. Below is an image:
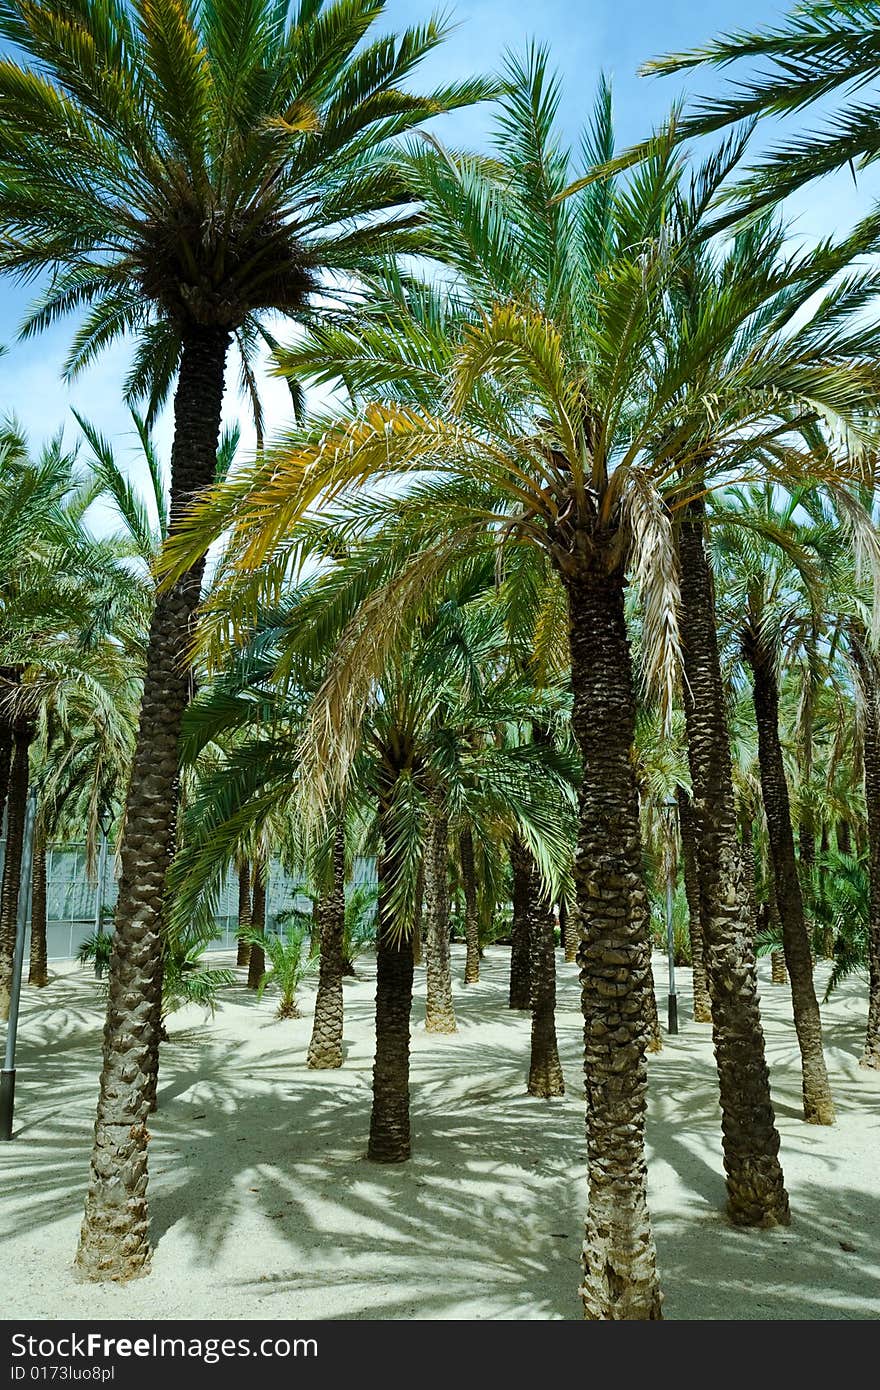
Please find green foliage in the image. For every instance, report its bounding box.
[76,929,113,972]
[163,948,236,1020]
[239,923,317,1019]
[649,884,692,966]
[342,882,377,974]
[810,850,870,999]
[78,928,235,1019]
[0,0,497,424]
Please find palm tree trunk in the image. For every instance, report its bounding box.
[27,824,47,987]
[676,501,789,1228]
[460,826,480,984]
[836,820,852,855]
[424,804,456,1032]
[75,326,229,1283]
[847,628,880,1067]
[508,833,531,1010]
[308,821,346,1069]
[411,858,424,966]
[248,870,266,990]
[749,652,834,1122]
[236,861,252,967]
[0,725,34,1019]
[645,952,662,1052]
[677,787,712,1021]
[0,666,21,832]
[560,895,578,963]
[368,811,414,1162]
[563,554,661,1321]
[526,854,564,1097]
[0,727,12,833]
[771,950,788,985]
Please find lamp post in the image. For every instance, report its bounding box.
[662,799,678,1035]
[93,818,110,980]
[1,787,37,1140]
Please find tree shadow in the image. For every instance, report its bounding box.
[2,949,877,1319]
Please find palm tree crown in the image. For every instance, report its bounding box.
[0,0,496,419]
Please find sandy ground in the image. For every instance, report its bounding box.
[1,945,878,1321]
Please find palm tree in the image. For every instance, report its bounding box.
[847,626,880,1066]
[508,833,532,1009]
[676,785,712,1021]
[458,825,481,984]
[712,484,836,1123]
[164,50,880,1314]
[240,919,315,1019]
[164,56,680,1317]
[0,0,493,1282]
[307,818,347,1068]
[0,428,143,1016]
[236,860,252,969]
[423,788,456,1033]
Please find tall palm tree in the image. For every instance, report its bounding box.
[164,56,683,1317]
[164,53,880,1315]
[0,0,493,1282]
[712,484,837,1123]
[0,430,142,1015]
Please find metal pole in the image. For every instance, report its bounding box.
[94,827,108,980]
[666,855,678,1034]
[1,788,37,1140]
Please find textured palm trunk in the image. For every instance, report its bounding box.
[307,821,346,1069]
[0,667,21,831]
[236,861,252,968]
[770,951,788,985]
[368,810,415,1162]
[508,834,531,1010]
[836,820,852,855]
[739,815,759,932]
[0,726,12,833]
[424,804,456,1032]
[676,502,789,1228]
[848,629,880,1067]
[459,826,480,984]
[0,725,34,1019]
[526,854,564,1097]
[749,653,834,1123]
[411,858,424,967]
[75,327,229,1283]
[677,787,712,1021]
[562,554,661,1321]
[27,825,47,988]
[560,895,578,963]
[645,953,662,1053]
[144,774,184,1116]
[247,871,266,990]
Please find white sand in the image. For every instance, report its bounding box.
[1,946,878,1320]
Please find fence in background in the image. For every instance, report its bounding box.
[0,839,376,962]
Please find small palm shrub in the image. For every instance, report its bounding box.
[79,930,235,1022]
[480,909,512,947]
[240,923,316,1019]
[809,851,869,1000]
[163,947,236,1020]
[77,930,113,973]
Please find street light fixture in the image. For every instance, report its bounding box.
[0,787,37,1140]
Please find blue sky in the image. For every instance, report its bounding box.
[1,0,877,503]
